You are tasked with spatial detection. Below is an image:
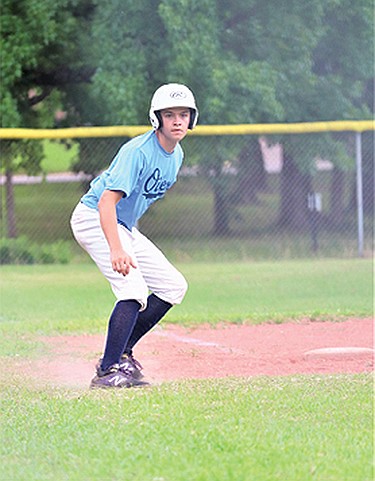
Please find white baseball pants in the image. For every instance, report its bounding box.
[70,202,188,310]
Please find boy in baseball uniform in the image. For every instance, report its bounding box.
[70,83,198,388]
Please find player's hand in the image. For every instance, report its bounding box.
[110,249,137,276]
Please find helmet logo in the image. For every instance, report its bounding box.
[170,91,187,99]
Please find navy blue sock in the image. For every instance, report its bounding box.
[124,294,172,354]
[101,300,141,371]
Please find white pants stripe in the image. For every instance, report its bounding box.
[70,203,188,310]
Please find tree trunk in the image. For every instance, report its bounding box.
[236,137,266,205]
[211,175,231,236]
[5,169,17,238]
[278,152,312,230]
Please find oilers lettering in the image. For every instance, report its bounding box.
[143,168,172,200]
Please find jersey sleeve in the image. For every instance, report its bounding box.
[104,144,144,197]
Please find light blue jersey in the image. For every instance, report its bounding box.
[81,130,184,230]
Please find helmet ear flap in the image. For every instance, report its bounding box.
[149,110,162,129]
[155,111,163,130]
[188,108,197,130]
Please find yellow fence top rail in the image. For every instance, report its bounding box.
[0,120,373,139]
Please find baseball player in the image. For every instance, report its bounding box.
[70,83,198,389]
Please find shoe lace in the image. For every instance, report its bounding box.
[122,353,143,371]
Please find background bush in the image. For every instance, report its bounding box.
[0,236,71,264]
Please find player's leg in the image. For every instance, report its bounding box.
[125,294,172,354]
[70,204,149,388]
[133,227,188,305]
[100,299,141,370]
[116,293,172,379]
[90,298,150,388]
[121,228,188,359]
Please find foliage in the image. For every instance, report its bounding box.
[0,0,96,129]
[1,0,373,234]
[73,0,163,125]
[0,236,71,264]
[313,0,373,120]
[2,0,372,133]
[0,0,97,236]
[0,139,44,175]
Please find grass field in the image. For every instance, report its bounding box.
[0,259,373,480]
[0,259,372,335]
[1,375,372,481]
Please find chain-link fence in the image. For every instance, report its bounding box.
[0,122,373,262]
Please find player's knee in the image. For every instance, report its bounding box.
[152,270,188,305]
[112,280,149,311]
[172,273,188,304]
[157,272,188,305]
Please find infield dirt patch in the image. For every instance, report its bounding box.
[12,317,373,389]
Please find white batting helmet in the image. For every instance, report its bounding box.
[149,83,199,130]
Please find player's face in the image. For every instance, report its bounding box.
[157,107,190,151]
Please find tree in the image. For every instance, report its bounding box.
[0,0,96,236]
[3,0,372,239]
[214,0,325,233]
[68,0,374,236]
[278,0,374,229]
[214,0,373,232]
[66,0,285,235]
[312,0,374,221]
[160,0,284,234]
[224,0,325,231]
[1,0,96,128]
[65,0,170,190]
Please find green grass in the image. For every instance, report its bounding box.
[42,139,78,173]
[1,141,373,481]
[0,259,372,337]
[0,259,373,481]
[0,258,372,385]
[1,375,372,481]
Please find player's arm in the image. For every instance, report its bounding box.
[98,189,136,276]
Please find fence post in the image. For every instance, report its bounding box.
[355,131,364,257]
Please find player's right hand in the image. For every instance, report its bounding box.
[110,249,137,276]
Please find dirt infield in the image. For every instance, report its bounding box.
[16,317,373,389]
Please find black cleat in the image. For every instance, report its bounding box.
[90,363,148,389]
